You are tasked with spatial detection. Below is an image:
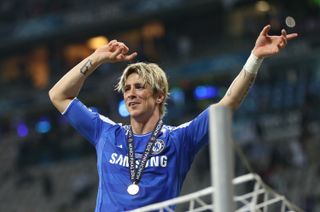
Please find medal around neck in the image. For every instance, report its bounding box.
[126,120,163,196]
[127,183,139,195]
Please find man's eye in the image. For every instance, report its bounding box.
[136,84,144,89]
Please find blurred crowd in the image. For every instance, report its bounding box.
[1,0,320,211]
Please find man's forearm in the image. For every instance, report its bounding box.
[223,69,256,110]
[48,54,99,112]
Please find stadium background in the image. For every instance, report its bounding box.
[0,0,320,211]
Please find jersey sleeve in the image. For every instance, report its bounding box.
[174,107,209,157]
[62,98,116,146]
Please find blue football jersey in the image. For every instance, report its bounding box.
[63,98,209,211]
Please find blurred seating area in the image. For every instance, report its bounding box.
[1,0,320,211]
[0,133,97,212]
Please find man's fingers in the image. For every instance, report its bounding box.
[118,42,129,54]
[112,50,137,61]
[286,33,298,41]
[110,47,123,59]
[280,36,287,46]
[115,52,137,61]
[109,42,120,51]
[281,29,287,37]
[117,42,128,49]
[109,40,117,44]
[108,41,130,54]
[124,52,138,61]
[108,40,118,49]
[281,29,288,45]
[116,54,125,60]
[277,42,285,49]
[101,40,136,61]
[260,25,271,36]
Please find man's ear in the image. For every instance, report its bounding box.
[156,93,165,104]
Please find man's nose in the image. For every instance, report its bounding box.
[127,88,136,98]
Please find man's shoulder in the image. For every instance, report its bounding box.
[161,123,191,136]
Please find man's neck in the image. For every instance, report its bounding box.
[130,114,161,135]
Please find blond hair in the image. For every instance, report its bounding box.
[115,62,169,117]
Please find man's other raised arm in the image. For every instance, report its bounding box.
[215,25,298,111]
[48,40,137,113]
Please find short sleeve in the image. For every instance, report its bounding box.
[174,108,209,156]
[63,98,117,146]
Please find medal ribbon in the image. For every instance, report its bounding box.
[127,120,163,184]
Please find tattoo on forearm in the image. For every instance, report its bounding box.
[80,60,93,75]
[243,69,247,79]
[227,76,238,96]
[227,70,256,105]
[237,71,256,104]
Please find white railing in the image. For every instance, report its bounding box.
[131,106,303,212]
[131,173,302,212]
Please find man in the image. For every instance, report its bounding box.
[49,25,297,211]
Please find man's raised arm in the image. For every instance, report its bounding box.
[48,40,137,113]
[216,25,298,111]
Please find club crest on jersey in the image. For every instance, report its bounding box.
[152,139,165,155]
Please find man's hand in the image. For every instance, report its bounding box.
[252,25,298,58]
[92,40,138,65]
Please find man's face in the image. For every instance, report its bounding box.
[123,73,161,120]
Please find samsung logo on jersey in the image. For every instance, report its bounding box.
[109,153,167,168]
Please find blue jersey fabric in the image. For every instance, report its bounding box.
[63,98,209,212]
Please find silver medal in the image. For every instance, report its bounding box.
[127,184,139,195]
